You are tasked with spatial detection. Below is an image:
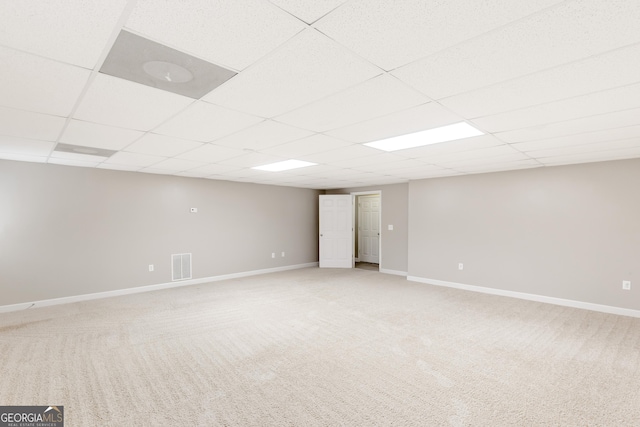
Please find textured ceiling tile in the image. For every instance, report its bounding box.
[392,0,640,99]
[60,120,145,150]
[0,47,90,116]
[0,136,54,156]
[261,134,353,157]
[275,74,430,132]
[495,107,640,144]
[439,43,640,118]
[398,135,505,159]
[0,0,129,68]
[73,74,193,131]
[103,151,167,167]
[511,125,640,152]
[0,107,66,141]
[175,143,246,163]
[471,83,640,133]
[269,0,349,24]
[537,147,640,166]
[212,120,313,150]
[314,0,564,70]
[147,158,207,172]
[48,157,100,168]
[518,138,640,158]
[124,133,203,157]
[153,101,263,143]
[203,29,382,117]
[125,0,305,70]
[217,152,287,168]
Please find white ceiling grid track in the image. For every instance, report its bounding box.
[1,0,640,189]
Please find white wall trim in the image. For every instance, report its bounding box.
[0,262,319,314]
[407,276,640,318]
[380,268,407,277]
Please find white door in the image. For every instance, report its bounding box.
[358,195,380,264]
[319,195,353,268]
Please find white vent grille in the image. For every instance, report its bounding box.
[171,253,192,281]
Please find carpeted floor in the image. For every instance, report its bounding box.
[1,267,639,426]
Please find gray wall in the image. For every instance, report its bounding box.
[330,183,409,274]
[0,160,320,305]
[408,159,640,310]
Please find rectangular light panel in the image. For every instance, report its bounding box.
[364,122,484,152]
[252,159,317,172]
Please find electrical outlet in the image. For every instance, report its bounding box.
[281,252,285,257]
[148,264,154,272]
[458,263,463,270]
[622,280,631,290]
[271,253,275,259]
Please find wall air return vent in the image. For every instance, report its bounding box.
[171,253,192,281]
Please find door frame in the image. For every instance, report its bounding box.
[351,190,382,267]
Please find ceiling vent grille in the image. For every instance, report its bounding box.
[172,253,192,281]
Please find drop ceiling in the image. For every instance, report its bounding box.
[1,0,640,189]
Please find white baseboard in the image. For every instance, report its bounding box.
[0,262,319,314]
[380,268,407,277]
[407,276,640,319]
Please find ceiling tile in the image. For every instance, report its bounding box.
[314,0,564,70]
[398,135,505,159]
[124,133,203,157]
[0,0,129,68]
[175,143,245,163]
[454,159,542,174]
[218,152,287,168]
[439,43,640,118]
[275,74,429,132]
[0,136,54,156]
[60,120,145,150]
[392,0,640,99]
[269,0,348,24]
[204,29,382,117]
[212,120,313,150]
[261,134,353,158]
[103,151,167,167]
[125,0,305,71]
[48,158,100,168]
[326,102,461,143]
[511,125,640,152]
[147,158,207,172]
[495,107,640,144]
[471,83,640,133]
[538,147,640,166]
[49,150,108,163]
[153,101,263,142]
[0,153,48,163]
[523,138,640,158]
[329,152,407,168]
[424,144,525,165]
[436,152,533,168]
[0,46,90,116]
[299,143,380,164]
[73,74,193,131]
[186,163,243,175]
[0,107,66,141]
[96,163,141,172]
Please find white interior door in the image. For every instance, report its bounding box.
[358,195,380,264]
[319,195,353,268]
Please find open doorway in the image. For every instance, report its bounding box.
[352,192,381,272]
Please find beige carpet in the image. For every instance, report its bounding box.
[1,268,639,426]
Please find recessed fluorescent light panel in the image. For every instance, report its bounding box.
[253,159,317,172]
[100,30,237,99]
[364,122,484,152]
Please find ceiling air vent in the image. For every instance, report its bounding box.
[171,253,192,281]
[100,30,237,99]
[53,143,117,158]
